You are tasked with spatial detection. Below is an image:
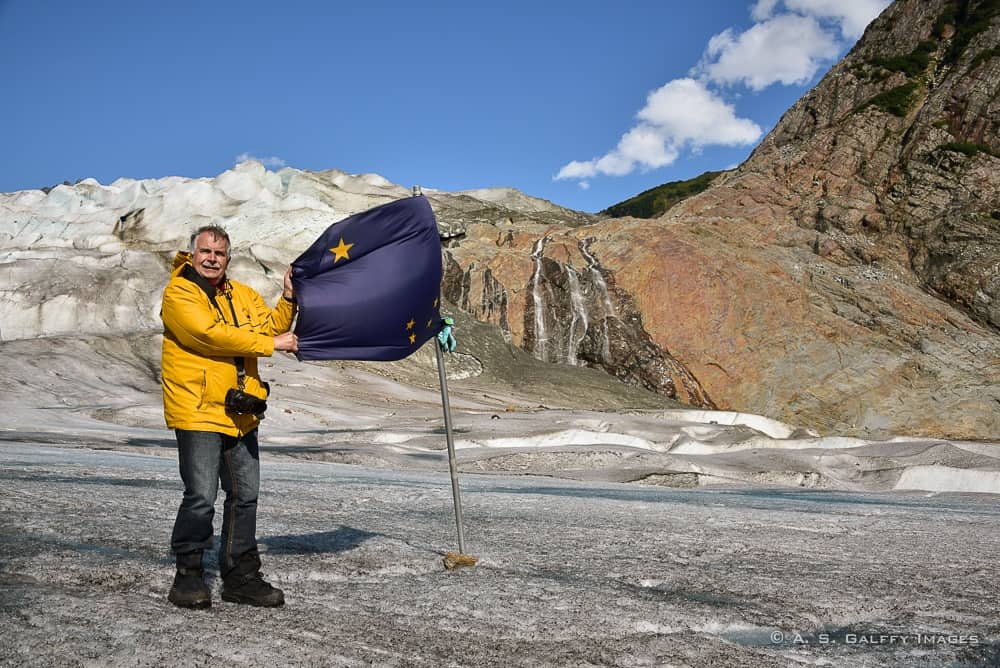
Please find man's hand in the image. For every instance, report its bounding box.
[283,267,295,301]
[273,332,298,353]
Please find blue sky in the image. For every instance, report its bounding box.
[0,0,889,213]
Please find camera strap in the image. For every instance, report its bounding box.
[181,264,247,390]
[220,291,247,390]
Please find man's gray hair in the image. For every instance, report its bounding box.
[190,225,231,257]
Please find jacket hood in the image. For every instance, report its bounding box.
[172,251,192,272]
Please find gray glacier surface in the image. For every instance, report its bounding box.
[1,441,998,667]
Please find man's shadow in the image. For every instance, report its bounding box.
[188,527,381,585]
[258,526,378,555]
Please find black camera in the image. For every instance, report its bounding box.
[225,388,268,418]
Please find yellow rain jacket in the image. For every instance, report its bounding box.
[160,252,296,436]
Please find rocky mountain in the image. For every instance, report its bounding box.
[440,0,1000,439]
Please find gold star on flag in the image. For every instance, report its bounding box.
[329,238,354,263]
[426,319,433,328]
[409,333,417,344]
[433,297,438,308]
[405,318,416,330]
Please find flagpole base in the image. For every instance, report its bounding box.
[443,551,479,570]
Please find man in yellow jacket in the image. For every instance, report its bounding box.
[161,224,298,609]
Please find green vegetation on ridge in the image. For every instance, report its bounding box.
[861,81,921,117]
[853,0,999,119]
[940,141,999,157]
[943,0,1000,65]
[869,40,936,76]
[601,170,723,219]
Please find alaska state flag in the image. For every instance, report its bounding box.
[291,195,443,361]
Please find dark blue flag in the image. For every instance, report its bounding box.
[291,195,443,361]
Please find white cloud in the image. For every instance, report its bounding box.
[555,0,889,184]
[696,14,840,90]
[235,153,287,168]
[556,160,599,180]
[555,78,760,181]
[751,0,781,21]
[698,0,890,89]
[783,0,892,39]
[637,78,762,146]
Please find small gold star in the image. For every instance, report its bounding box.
[329,238,354,263]
[409,333,417,344]
[426,319,433,328]
[432,297,438,308]
[405,318,416,330]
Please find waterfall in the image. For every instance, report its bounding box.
[580,240,615,360]
[530,237,549,361]
[564,266,589,365]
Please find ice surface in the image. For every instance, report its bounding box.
[1,441,997,667]
[894,465,1000,494]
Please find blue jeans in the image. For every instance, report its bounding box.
[171,429,261,577]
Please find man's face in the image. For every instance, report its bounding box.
[191,232,230,286]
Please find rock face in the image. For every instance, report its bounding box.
[755,0,1000,332]
[441,0,1000,439]
[440,224,715,408]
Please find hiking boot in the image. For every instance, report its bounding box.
[167,553,211,609]
[221,571,284,607]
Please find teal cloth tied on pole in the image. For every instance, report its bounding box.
[437,316,456,353]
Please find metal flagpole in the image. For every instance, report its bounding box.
[435,341,468,556]
[415,183,475,568]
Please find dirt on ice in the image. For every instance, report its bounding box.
[1,440,998,667]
